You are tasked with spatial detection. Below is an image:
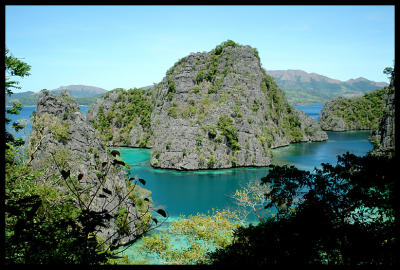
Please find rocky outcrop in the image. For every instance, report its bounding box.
[87,88,154,147]
[370,77,395,157]
[28,90,152,246]
[318,88,387,131]
[89,41,328,170]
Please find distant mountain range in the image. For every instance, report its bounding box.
[50,85,108,98]
[6,85,108,106]
[6,71,388,107]
[266,70,387,105]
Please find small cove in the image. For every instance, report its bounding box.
[6,104,374,263]
[114,130,373,263]
[114,129,373,220]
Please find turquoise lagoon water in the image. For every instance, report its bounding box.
[115,130,373,219]
[5,104,374,263]
[114,130,373,263]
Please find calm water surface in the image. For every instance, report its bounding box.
[5,104,374,219]
[5,104,374,263]
[295,103,323,122]
[115,130,372,263]
[112,103,371,218]
[115,129,373,219]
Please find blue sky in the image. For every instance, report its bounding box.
[6,5,394,93]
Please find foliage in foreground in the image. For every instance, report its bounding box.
[138,152,397,265]
[137,209,241,264]
[4,49,167,264]
[6,141,145,264]
[5,48,31,148]
[209,153,397,265]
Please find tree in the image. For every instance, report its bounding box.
[209,153,397,265]
[383,66,394,83]
[5,48,31,148]
[230,179,272,224]
[5,142,168,264]
[138,209,240,264]
[4,54,167,263]
[5,48,31,95]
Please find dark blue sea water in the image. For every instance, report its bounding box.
[295,103,323,122]
[113,104,372,224]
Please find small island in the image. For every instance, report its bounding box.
[87,40,328,170]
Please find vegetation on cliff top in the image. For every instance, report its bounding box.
[319,86,387,131]
[89,88,154,146]
[143,40,327,170]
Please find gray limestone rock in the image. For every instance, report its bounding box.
[148,42,327,170]
[88,41,328,170]
[28,90,149,246]
[370,82,395,156]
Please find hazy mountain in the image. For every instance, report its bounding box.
[6,91,39,106]
[49,85,108,98]
[139,85,154,90]
[266,70,388,105]
[6,85,108,106]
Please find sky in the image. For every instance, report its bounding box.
[5,5,395,93]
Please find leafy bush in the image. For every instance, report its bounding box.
[196,137,203,146]
[115,207,130,235]
[166,141,172,150]
[167,77,176,101]
[167,107,179,118]
[217,115,241,152]
[182,105,197,119]
[208,155,215,168]
[138,209,240,264]
[208,125,217,139]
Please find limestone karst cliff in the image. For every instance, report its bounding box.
[27,90,153,246]
[370,73,395,157]
[318,88,387,132]
[88,40,328,170]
